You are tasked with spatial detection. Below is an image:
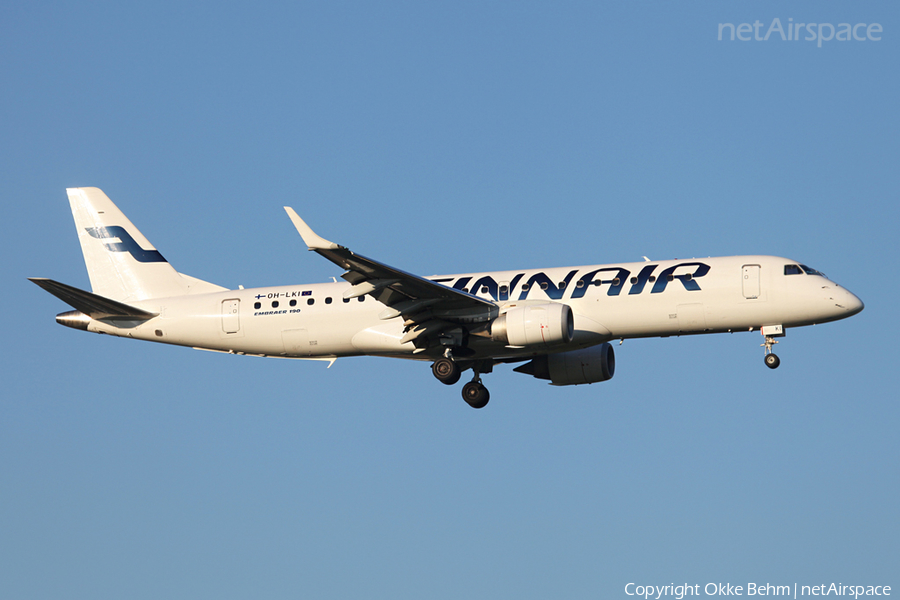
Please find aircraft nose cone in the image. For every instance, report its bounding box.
[842,289,864,316]
[819,284,863,323]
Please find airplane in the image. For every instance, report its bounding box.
[31,187,864,409]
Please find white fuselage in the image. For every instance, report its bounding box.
[81,255,863,362]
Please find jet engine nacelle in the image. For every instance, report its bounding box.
[513,343,616,386]
[491,303,574,347]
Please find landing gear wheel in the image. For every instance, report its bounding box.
[432,357,461,385]
[764,353,781,369]
[462,381,490,409]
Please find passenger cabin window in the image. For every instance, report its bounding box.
[784,265,803,275]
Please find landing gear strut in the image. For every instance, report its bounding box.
[762,336,780,369]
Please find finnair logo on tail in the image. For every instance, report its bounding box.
[85,226,167,263]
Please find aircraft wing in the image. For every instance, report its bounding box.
[284,208,498,346]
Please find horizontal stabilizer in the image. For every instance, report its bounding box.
[29,278,157,320]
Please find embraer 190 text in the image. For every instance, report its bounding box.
[32,188,864,408]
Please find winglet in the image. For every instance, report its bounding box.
[284,207,341,250]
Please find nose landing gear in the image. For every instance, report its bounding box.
[760,325,784,369]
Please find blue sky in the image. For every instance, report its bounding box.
[2,1,897,598]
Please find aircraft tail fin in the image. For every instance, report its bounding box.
[66,187,226,301]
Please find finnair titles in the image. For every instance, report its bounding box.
[32,188,864,409]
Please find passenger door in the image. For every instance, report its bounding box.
[742,265,760,299]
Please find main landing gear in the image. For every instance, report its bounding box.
[432,356,461,385]
[431,355,490,409]
[462,377,490,409]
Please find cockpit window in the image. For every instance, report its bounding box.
[799,264,825,277]
[784,264,803,275]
